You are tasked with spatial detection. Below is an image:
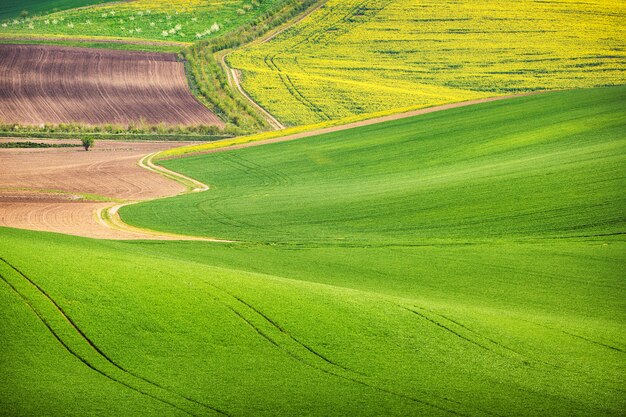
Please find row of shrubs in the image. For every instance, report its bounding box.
[0,122,244,135]
[183,0,321,132]
[0,141,81,148]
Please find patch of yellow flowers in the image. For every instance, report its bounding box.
[229,0,626,126]
[100,0,222,13]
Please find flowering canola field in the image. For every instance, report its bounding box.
[229,0,626,126]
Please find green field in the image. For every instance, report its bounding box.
[123,87,626,244]
[0,0,296,44]
[2,87,624,416]
[0,0,105,20]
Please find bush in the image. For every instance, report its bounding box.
[81,137,94,151]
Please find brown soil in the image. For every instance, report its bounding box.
[0,44,223,126]
[0,139,196,239]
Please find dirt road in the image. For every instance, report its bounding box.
[0,139,206,239]
[218,1,327,131]
[175,93,540,157]
[0,93,541,240]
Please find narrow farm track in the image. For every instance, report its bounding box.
[168,92,542,158]
[1,94,539,240]
[0,44,222,126]
[0,139,224,240]
[0,258,230,417]
[95,152,227,241]
[219,1,327,130]
[225,62,285,130]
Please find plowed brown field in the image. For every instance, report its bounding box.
[0,139,196,239]
[0,44,223,126]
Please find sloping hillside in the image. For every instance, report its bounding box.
[4,88,619,416]
[229,0,626,125]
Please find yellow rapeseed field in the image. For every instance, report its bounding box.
[99,0,239,13]
[229,0,626,126]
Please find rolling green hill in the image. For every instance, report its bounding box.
[1,87,624,416]
[123,87,626,244]
[1,225,624,416]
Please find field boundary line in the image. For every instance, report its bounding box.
[95,152,233,242]
[162,92,546,159]
[0,35,190,47]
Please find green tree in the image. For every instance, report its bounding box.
[81,137,94,151]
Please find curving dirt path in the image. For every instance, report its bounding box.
[0,92,541,240]
[222,59,285,130]
[218,1,327,131]
[0,139,222,240]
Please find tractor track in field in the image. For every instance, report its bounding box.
[195,277,503,417]
[401,304,626,390]
[1,248,499,416]
[400,305,547,368]
[222,286,354,372]
[0,257,230,417]
[1,246,498,416]
[403,306,500,355]
[519,318,625,354]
